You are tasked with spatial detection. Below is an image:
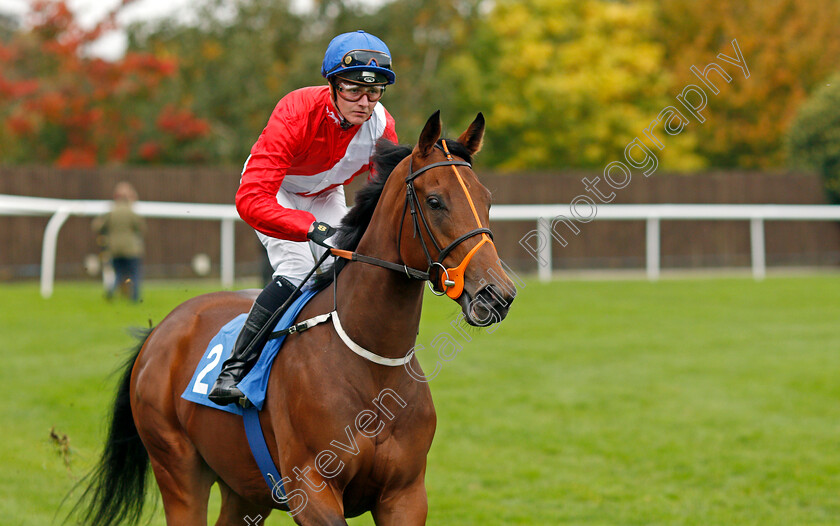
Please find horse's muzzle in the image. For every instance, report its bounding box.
[464,284,514,327]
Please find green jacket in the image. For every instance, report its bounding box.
[93,202,146,258]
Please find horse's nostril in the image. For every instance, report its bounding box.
[478,284,513,308]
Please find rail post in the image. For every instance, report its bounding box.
[646,217,660,281]
[750,218,766,281]
[537,218,552,282]
[221,218,235,288]
[40,208,71,298]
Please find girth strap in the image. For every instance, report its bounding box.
[242,406,288,504]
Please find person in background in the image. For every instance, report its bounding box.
[92,181,146,302]
[208,30,398,406]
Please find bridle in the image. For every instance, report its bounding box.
[399,139,495,298]
[331,140,495,299]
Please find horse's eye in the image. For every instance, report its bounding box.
[426,196,443,210]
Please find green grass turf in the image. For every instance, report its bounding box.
[1,275,838,525]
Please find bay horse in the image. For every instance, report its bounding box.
[74,111,515,525]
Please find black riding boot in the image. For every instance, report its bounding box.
[208,276,299,406]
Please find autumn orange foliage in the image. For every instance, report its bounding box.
[0,0,209,166]
[656,0,840,169]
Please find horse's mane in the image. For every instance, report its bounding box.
[309,137,473,292]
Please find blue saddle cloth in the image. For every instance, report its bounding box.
[181,288,319,414]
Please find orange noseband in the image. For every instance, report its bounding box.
[330,139,496,300]
[433,140,496,299]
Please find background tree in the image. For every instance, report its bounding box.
[126,0,310,163]
[655,0,840,169]
[445,0,702,171]
[4,0,840,173]
[125,0,488,163]
[786,73,840,203]
[0,0,209,166]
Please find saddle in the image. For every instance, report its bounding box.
[182,288,319,415]
[180,288,324,504]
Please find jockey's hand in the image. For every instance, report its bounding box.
[307,221,336,247]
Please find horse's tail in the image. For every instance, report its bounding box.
[69,327,153,526]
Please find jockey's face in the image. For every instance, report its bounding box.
[332,81,380,126]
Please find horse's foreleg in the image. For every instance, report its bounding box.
[215,479,272,526]
[370,479,428,526]
[288,483,348,526]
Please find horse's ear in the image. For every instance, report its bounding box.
[417,110,442,157]
[457,112,485,155]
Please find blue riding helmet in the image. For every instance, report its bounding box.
[321,30,395,86]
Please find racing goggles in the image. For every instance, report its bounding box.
[329,50,392,74]
[336,82,386,102]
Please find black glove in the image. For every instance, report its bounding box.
[307,221,336,247]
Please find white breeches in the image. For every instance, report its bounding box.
[257,186,348,285]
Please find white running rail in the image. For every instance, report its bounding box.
[2,194,839,297]
[496,203,840,282]
[0,194,238,298]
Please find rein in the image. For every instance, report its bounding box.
[276,140,498,368]
[331,140,496,300]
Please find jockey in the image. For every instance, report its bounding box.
[209,30,398,406]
